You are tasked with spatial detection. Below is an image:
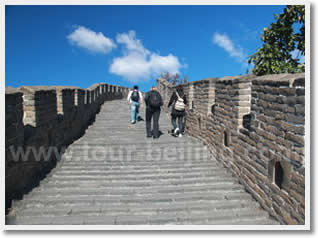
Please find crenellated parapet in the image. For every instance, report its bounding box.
[157,73,306,225]
[5,83,130,212]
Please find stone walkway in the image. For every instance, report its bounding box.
[7,100,279,225]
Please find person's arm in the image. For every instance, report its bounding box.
[127,91,132,103]
[139,91,144,108]
[167,92,175,108]
[159,93,164,107]
[139,91,144,104]
[183,94,187,105]
[144,92,149,105]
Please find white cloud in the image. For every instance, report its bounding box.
[109,30,183,82]
[110,52,150,80]
[67,26,116,54]
[149,54,182,75]
[212,32,246,62]
[116,31,149,56]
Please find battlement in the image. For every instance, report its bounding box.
[157,73,305,225]
[5,83,130,211]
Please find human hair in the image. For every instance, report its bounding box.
[176,85,183,91]
[176,85,184,95]
[133,85,138,90]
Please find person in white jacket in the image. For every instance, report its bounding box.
[127,85,144,124]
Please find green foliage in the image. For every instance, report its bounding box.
[248,5,305,76]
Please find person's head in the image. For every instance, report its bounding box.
[133,85,138,90]
[176,85,183,94]
[176,85,183,91]
[151,86,157,91]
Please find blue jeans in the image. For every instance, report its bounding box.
[131,101,140,122]
[172,115,184,133]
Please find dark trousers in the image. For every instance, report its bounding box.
[171,115,184,133]
[146,107,161,137]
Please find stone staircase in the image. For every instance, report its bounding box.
[6,100,279,225]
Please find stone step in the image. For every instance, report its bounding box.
[69,141,202,146]
[73,139,191,144]
[43,171,231,183]
[67,143,201,148]
[32,181,238,194]
[52,167,226,178]
[67,142,205,149]
[19,197,257,214]
[39,177,237,190]
[59,160,218,167]
[17,199,260,218]
[55,161,220,168]
[86,127,171,131]
[89,120,169,124]
[65,148,208,157]
[61,152,211,158]
[61,156,210,162]
[78,136,184,141]
[68,143,202,148]
[52,166,223,176]
[11,208,270,225]
[54,164,222,172]
[85,126,171,130]
[22,191,253,209]
[178,216,279,225]
[57,163,218,170]
[88,122,182,125]
[31,183,242,195]
[61,155,210,162]
[25,187,247,202]
[29,184,244,198]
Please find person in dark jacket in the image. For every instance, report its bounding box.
[144,87,163,139]
[168,85,187,137]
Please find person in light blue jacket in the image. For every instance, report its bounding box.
[127,85,144,124]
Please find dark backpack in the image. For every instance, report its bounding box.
[130,90,140,102]
[149,91,161,108]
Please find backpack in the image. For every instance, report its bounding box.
[149,91,161,108]
[130,90,140,102]
[174,91,185,111]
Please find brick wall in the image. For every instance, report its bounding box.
[157,73,306,225]
[5,83,129,212]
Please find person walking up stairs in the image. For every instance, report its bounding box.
[144,87,163,139]
[127,85,144,124]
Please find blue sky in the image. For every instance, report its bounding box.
[6,5,290,92]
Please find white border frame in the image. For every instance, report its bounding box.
[1,0,311,231]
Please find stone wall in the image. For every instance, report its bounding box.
[5,83,129,212]
[157,73,306,225]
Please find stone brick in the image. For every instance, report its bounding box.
[277,120,304,135]
[296,88,305,96]
[285,132,304,146]
[281,210,299,225]
[278,88,297,96]
[296,96,305,105]
[285,114,305,125]
[270,103,286,112]
[291,171,305,185]
[289,190,305,207]
[295,105,305,116]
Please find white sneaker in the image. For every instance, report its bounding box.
[174,128,179,134]
[178,134,183,138]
